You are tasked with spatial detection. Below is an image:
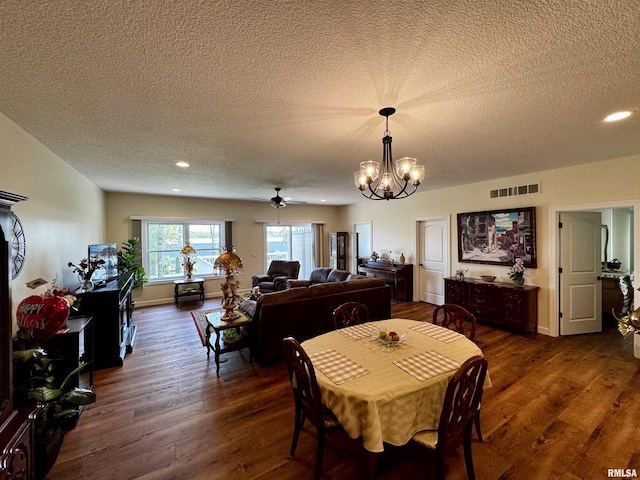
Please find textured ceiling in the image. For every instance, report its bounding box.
[0,1,638,205]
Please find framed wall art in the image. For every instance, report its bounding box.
[457,206,537,268]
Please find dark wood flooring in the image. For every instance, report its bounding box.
[47,299,640,479]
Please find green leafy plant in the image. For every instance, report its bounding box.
[118,237,148,289]
[13,347,96,437]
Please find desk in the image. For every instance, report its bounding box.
[301,318,488,453]
[174,277,205,306]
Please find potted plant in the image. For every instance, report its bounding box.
[13,344,96,480]
[118,237,148,289]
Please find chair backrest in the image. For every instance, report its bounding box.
[432,304,477,341]
[268,260,301,279]
[333,302,370,329]
[437,355,488,453]
[282,337,324,426]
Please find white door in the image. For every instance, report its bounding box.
[418,217,450,305]
[559,211,602,335]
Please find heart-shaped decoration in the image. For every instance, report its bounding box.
[16,295,70,347]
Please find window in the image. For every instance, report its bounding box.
[144,220,226,281]
[265,224,312,279]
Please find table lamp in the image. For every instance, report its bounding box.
[213,247,244,320]
[180,243,197,279]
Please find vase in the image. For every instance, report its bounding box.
[634,333,640,359]
[512,277,525,286]
[81,277,94,292]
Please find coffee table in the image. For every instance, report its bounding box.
[205,310,252,376]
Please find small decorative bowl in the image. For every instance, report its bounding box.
[480,275,496,283]
[373,329,408,346]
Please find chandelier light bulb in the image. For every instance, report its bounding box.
[355,107,425,200]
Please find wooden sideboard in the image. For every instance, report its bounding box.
[358,261,413,302]
[444,277,539,335]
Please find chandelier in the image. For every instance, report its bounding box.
[354,107,425,200]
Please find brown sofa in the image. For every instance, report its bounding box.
[285,267,366,288]
[242,277,392,364]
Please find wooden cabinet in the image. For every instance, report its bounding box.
[329,232,348,271]
[77,272,135,370]
[444,277,539,335]
[601,274,633,318]
[0,191,39,480]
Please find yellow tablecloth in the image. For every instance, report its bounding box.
[301,318,490,453]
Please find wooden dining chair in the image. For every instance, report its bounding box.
[432,304,477,342]
[282,337,342,480]
[411,355,488,480]
[432,304,482,441]
[332,302,370,329]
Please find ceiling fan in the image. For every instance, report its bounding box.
[254,187,307,209]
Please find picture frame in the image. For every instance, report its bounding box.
[457,206,537,268]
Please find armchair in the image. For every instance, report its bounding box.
[252,260,301,292]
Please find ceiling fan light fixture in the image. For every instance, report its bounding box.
[355,107,424,200]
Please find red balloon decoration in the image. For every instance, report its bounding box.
[16,295,70,347]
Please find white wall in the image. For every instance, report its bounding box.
[341,155,640,334]
[0,112,105,330]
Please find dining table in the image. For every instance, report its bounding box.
[300,318,491,455]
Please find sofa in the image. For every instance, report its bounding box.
[285,267,366,288]
[251,260,301,293]
[241,277,392,364]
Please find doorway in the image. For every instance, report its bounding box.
[415,216,450,305]
[353,222,372,272]
[549,202,638,337]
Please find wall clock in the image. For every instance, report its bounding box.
[10,213,26,279]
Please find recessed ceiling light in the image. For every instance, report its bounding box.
[172,188,181,192]
[320,199,326,202]
[175,161,190,168]
[603,111,635,122]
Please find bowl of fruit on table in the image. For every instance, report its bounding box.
[375,329,408,346]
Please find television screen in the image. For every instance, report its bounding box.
[88,243,118,284]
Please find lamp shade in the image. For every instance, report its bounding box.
[214,249,243,276]
[180,243,197,256]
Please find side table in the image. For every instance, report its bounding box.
[45,315,94,390]
[174,277,205,306]
[205,310,252,376]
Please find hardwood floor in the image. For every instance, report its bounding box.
[47,300,640,479]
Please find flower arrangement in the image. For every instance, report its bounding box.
[616,308,640,337]
[509,257,526,280]
[44,279,79,311]
[67,257,106,283]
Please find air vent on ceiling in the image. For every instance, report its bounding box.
[490,182,540,199]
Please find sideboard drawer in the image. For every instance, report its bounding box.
[444,277,539,335]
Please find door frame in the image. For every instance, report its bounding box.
[414,215,451,304]
[352,221,372,273]
[548,200,640,337]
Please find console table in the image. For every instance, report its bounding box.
[45,315,94,390]
[174,277,205,306]
[444,277,539,335]
[358,261,413,302]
